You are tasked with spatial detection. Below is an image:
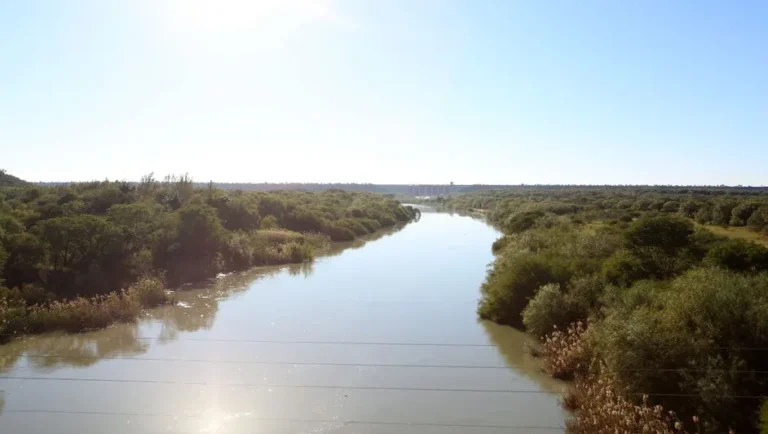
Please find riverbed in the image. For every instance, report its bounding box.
[0,208,566,434]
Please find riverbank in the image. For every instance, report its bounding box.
[0,220,418,341]
[0,209,565,434]
[441,188,768,433]
[0,180,419,340]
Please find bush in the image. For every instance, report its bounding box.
[695,206,713,224]
[661,200,680,213]
[522,283,571,338]
[748,207,768,231]
[325,222,356,241]
[259,214,279,229]
[478,253,572,326]
[704,239,768,272]
[3,277,169,335]
[624,214,693,254]
[760,400,768,434]
[491,235,510,253]
[602,249,646,286]
[504,210,545,234]
[565,375,699,434]
[593,268,768,431]
[540,322,591,380]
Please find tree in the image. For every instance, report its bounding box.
[624,215,693,254]
[35,215,123,271]
[704,239,768,272]
[679,200,699,218]
[695,206,713,224]
[661,201,680,213]
[730,201,759,226]
[747,207,768,231]
[711,200,737,226]
[34,215,127,296]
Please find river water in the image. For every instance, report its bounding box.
[0,208,566,434]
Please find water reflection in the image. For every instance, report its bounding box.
[0,223,409,373]
[481,320,567,393]
[0,214,566,434]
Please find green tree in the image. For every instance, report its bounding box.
[624,214,693,254]
[695,206,713,224]
[661,200,680,213]
[679,200,700,218]
[704,239,768,272]
[711,200,737,226]
[34,215,127,296]
[730,201,759,226]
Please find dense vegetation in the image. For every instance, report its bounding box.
[440,187,768,433]
[0,169,28,187]
[0,172,418,337]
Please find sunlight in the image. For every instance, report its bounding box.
[165,0,337,33]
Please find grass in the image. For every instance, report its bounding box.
[695,223,768,247]
[1,276,171,338]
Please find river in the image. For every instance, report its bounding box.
[0,208,567,434]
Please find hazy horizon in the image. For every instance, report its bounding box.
[2,0,767,185]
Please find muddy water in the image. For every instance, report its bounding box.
[0,209,567,434]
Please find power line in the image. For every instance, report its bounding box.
[0,335,497,347]
[0,410,565,430]
[2,376,765,399]
[19,354,768,374]
[22,354,511,370]
[0,375,556,394]
[6,334,768,351]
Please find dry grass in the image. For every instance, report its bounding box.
[1,276,170,337]
[565,375,703,434]
[541,321,592,380]
[695,223,768,247]
[539,323,735,434]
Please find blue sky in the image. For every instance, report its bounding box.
[1,0,766,185]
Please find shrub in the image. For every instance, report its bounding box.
[325,222,356,241]
[695,206,713,224]
[357,218,381,233]
[565,375,699,434]
[593,268,768,431]
[602,249,646,286]
[504,210,545,234]
[662,200,680,213]
[748,207,768,231]
[6,276,169,335]
[760,400,768,434]
[491,235,510,253]
[704,239,768,272]
[522,283,570,337]
[730,202,759,227]
[478,253,572,326]
[259,215,279,229]
[540,322,591,380]
[624,214,693,254]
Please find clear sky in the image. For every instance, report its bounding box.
[1,0,766,185]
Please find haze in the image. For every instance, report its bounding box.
[1,0,766,185]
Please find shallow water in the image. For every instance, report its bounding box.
[0,209,566,433]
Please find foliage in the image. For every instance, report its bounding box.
[593,268,768,432]
[442,186,768,432]
[0,175,418,338]
[704,239,768,272]
[1,276,169,337]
